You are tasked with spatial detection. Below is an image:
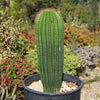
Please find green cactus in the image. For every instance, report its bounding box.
[35,9,64,93]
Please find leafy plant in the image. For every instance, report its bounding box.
[20,21,34,34]
[84,0,99,30]
[0,57,37,99]
[10,33,30,57]
[0,8,19,62]
[25,45,38,70]
[89,38,100,47]
[20,33,36,46]
[7,0,61,23]
[0,4,35,60]
[67,44,100,71]
[64,23,90,46]
[63,46,81,75]
[0,86,17,100]
[8,0,26,20]
[25,46,81,76]
[60,1,84,24]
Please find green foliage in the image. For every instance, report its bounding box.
[0,0,8,8]
[1,86,17,100]
[25,45,38,71]
[0,57,37,99]
[0,8,19,61]
[34,0,61,8]
[63,46,81,75]
[8,0,26,20]
[25,45,81,76]
[82,0,99,30]
[10,34,30,57]
[2,0,100,30]
[35,9,64,93]
[64,23,90,46]
[8,0,61,23]
[84,75,100,84]
[60,0,100,30]
[0,7,30,59]
[89,38,100,47]
[60,1,84,24]
[66,0,79,4]
[20,22,34,34]
[67,44,100,72]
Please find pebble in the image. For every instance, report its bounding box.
[80,67,100,100]
[28,80,78,93]
[28,67,100,100]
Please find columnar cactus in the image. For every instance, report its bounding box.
[35,9,64,93]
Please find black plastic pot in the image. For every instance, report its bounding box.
[22,73,83,100]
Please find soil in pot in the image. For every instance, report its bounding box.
[28,80,78,93]
[23,74,83,100]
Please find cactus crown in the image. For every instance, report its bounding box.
[35,9,64,93]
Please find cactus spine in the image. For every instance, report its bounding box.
[35,9,64,93]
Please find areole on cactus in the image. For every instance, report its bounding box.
[35,8,64,93]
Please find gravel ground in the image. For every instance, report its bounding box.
[81,81,100,100]
[28,67,100,100]
[80,67,100,100]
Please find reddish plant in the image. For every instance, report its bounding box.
[0,57,37,99]
[19,33,36,46]
[64,23,90,46]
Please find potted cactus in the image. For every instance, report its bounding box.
[22,9,83,100]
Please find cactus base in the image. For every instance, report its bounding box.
[22,73,83,100]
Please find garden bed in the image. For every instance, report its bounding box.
[80,67,100,100]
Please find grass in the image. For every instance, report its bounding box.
[83,75,100,84]
[96,93,100,98]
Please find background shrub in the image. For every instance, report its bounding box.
[6,0,61,23]
[20,33,36,46]
[64,23,90,46]
[0,9,19,62]
[1,0,100,31]
[10,33,30,57]
[25,45,38,71]
[0,8,33,60]
[60,1,84,24]
[63,46,81,75]
[8,0,26,20]
[25,45,81,75]
[20,22,34,34]
[67,44,100,71]
[0,57,37,99]
[89,38,100,47]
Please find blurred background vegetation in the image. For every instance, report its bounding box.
[0,0,100,99]
[0,0,100,74]
[0,0,100,30]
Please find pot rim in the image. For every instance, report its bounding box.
[22,73,83,96]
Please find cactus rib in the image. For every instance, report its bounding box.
[35,9,64,93]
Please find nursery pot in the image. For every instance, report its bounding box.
[22,73,83,100]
